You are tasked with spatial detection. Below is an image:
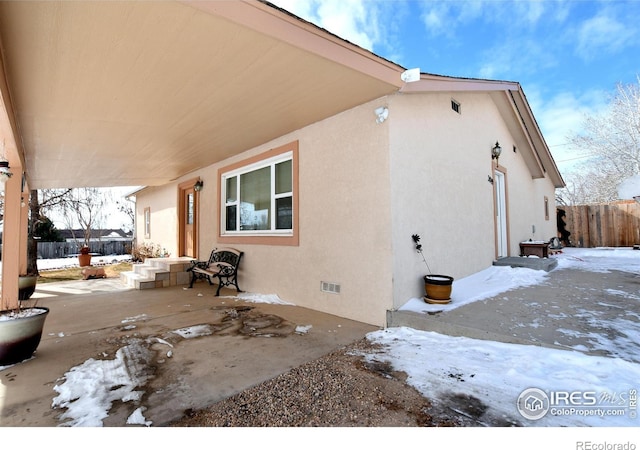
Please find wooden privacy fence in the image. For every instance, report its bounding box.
[561,200,640,248]
[35,241,132,259]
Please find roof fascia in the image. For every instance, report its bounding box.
[399,73,520,93]
[182,0,405,88]
[508,89,565,188]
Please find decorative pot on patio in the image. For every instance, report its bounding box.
[423,274,454,304]
[19,275,38,301]
[78,246,92,267]
[0,307,50,366]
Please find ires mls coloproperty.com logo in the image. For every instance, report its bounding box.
[517,387,637,421]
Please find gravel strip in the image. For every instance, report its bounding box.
[169,338,470,427]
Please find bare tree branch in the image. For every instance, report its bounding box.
[558,75,640,205]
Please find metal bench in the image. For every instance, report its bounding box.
[187,248,243,296]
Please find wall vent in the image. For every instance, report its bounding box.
[451,99,461,114]
[321,281,341,294]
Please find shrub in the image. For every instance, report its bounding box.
[131,242,162,262]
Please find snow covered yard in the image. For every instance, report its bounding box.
[380,247,640,427]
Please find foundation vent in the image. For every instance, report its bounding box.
[321,281,341,294]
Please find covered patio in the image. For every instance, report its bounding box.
[0,0,405,309]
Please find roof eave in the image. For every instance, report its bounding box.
[183,0,406,89]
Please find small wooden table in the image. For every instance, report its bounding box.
[519,241,549,258]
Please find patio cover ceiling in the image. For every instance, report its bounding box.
[0,0,404,189]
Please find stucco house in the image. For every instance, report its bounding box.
[0,1,563,326]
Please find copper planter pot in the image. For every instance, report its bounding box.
[423,274,454,304]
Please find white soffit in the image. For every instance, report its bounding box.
[0,0,403,189]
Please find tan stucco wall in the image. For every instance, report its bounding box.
[387,91,558,309]
[388,92,497,308]
[134,183,180,256]
[137,99,395,326]
[135,92,559,326]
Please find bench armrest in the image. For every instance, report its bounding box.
[188,260,209,271]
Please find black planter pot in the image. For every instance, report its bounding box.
[0,307,50,366]
[19,275,38,301]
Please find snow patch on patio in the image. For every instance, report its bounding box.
[52,340,154,427]
[220,292,294,305]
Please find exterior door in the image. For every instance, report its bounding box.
[179,183,198,258]
[494,170,508,258]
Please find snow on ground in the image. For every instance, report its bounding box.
[36,255,133,271]
[25,248,640,428]
[400,247,640,314]
[0,255,133,277]
[364,327,639,426]
[399,264,550,313]
[382,247,640,427]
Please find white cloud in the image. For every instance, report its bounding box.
[575,13,636,60]
[478,37,557,81]
[419,1,483,37]
[271,0,412,66]
[271,0,385,51]
[420,3,453,37]
[518,0,545,25]
[508,0,571,27]
[525,87,608,172]
[419,0,567,38]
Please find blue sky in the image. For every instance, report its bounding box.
[272,0,640,174]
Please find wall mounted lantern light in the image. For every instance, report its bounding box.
[375,106,389,124]
[491,141,502,166]
[0,139,12,186]
[0,160,13,185]
[194,180,203,192]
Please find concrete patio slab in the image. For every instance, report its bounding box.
[1,279,378,427]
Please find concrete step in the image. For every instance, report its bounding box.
[120,257,194,290]
[493,256,558,272]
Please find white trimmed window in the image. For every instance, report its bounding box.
[144,207,151,239]
[221,152,293,235]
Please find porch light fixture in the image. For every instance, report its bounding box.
[194,180,203,192]
[491,141,502,165]
[0,160,13,185]
[375,106,389,124]
[0,139,12,185]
